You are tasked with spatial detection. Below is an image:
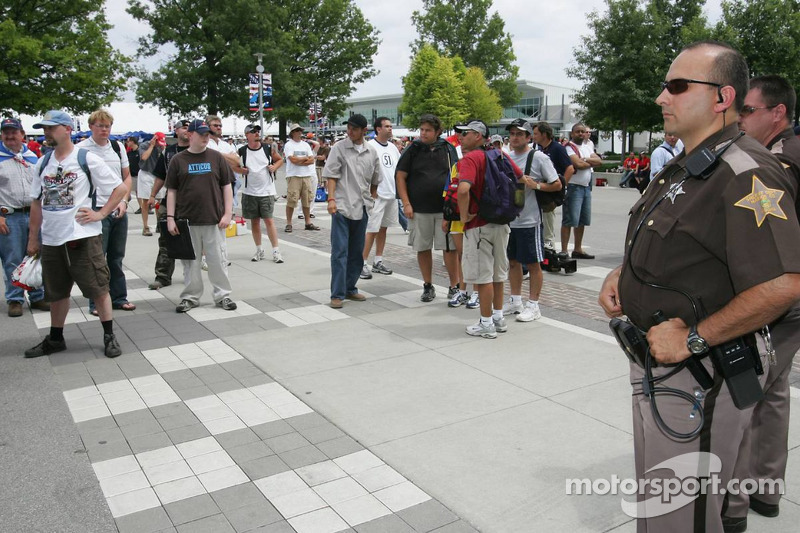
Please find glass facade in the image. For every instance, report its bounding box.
[503,96,542,120]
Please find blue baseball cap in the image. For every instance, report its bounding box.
[1,118,23,130]
[32,110,74,129]
[187,119,210,134]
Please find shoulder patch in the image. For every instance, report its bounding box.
[720,143,759,175]
[734,174,788,227]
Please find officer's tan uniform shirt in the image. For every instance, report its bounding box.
[619,124,800,331]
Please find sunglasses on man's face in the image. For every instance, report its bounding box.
[740,104,778,117]
[661,78,722,95]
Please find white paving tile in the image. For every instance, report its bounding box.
[102,389,142,405]
[192,404,236,422]
[288,507,350,533]
[197,465,249,493]
[254,471,308,499]
[209,352,241,364]
[296,461,348,487]
[266,310,309,327]
[67,394,108,411]
[185,395,225,411]
[107,397,147,415]
[155,361,189,373]
[136,446,183,469]
[272,401,314,419]
[351,464,406,492]
[189,301,261,322]
[186,450,235,475]
[196,339,234,355]
[217,388,256,404]
[373,481,431,512]
[285,306,331,324]
[382,290,430,308]
[299,289,335,305]
[70,404,112,423]
[141,348,174,362]
[270,488,327,519]
[313,477,368,506]
[92,455,140,480]
[203,416,248,435]
[106,487,160,518]
[63,385,100,401]
[331,494,392,526]
[99,470,150,498]
[169,343,206,359]
[153,475,207,505]
[142,391,182,408]
[304,304,350,321]
[176,436,222,458]
[96,380,133,394]
[333,450,384,476]
[143,460,194,486]
[183,356,217,369]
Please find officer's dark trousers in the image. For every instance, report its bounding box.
[725,304,800,518]
[629,348,768,533]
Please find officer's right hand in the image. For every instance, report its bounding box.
[167,218,179,235]
[599,266,623,317]
[0,217,8,235]
[403,203,414,219]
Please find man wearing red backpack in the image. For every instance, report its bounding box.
[455,120,523,339]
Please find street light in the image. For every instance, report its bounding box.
[253,53,265,132]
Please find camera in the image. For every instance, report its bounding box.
[541,248,577,274]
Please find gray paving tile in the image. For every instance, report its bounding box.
[355,515,415,533]
[161,369,198,384]
[176,513,234,533]
[316,435,365,459]
[77,416,119,435]
[210,482,269,512]
[87,439,133,463]
[154,528,178,533]
[80,426,125,448]
[115,506,173,533]
[90,370,129,384]
[175,385,214,401]
[115,409,159,427]
[238,375,275,388]
[223,501,283,532]
[57,375,96,390]
[251,420,295,440]
[52,362,91,376]
[150,402,193,419]
[248,521,295,533]
[158,412,201,431]
[239,455,290,480]
[192,366,235,385]
[265,432,310,454]
[219,360,263,380]
[166,423,211,444]
[226,441,274,464]
[430,521,478,533]
[297,423,345,444]
[164,493,220,526]
[277,444,327,470]
[135,336,180,351]
[167,376,208,391]
[120,418,165,440]
[396,500,458,532]
[215,428,260,450]
[119,361,158,379]
[285,412,328,431]
[49,349,95,366]
[172,330,218,343]
[208,379,244,394]
[128,431,173,453]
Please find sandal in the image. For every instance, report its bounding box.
[90,309,99,317]
[305,224,320,231]
[309,213,316,218]
[285,225,293,233]
[298,215,304,219]
[113,302,137,311]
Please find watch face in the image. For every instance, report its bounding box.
[689,339,707,354]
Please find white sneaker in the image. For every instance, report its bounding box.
[517,302,542,322]
[466,320,497,339]
[360,263,373,280]
[251,249,266,262]
[493,316,508,332]
[201,257,208,271]
[502,299,523,316]
[466,292,480,309]
[273,250,284,264]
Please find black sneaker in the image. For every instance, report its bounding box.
[217,297,237,310]
[447,286,459,298]
[24,335,67,358]
[421,283,436,302]
[104,333,122,358]
[371,261,393,275]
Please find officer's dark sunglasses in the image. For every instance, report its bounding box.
[661,78,722,95]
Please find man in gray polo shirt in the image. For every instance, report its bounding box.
[323,114,381,309]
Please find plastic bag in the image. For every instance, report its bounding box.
[12,254,43,291]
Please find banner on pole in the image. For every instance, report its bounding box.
[248,73,273,111]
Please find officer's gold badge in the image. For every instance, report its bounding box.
[734,175,788,227]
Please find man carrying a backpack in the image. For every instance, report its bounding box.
[26,110,127,358]
[455,119,523,339]
[238,124,285,264]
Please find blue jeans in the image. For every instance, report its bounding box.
[397,200,408,231]
[0,212,45,303]
[330,210,368,300]
[89,211,129,310]
[561,184,592,227]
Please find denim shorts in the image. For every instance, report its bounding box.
[561,183,591,227]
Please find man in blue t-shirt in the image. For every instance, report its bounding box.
[532,122,574,250]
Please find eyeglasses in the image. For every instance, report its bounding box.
[740,104,778,117]
[210,123,222,128]
[661,78,722,95]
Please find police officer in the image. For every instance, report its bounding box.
[599,41,800,532]
[725,75,800,528]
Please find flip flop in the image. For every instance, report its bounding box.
[285,225,293,233]
[90,309,99,317]
[113,302,137,311]
[304,224,320,231]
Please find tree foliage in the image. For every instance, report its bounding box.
[411,0,520,107]
[714,0,800,122]
[462,66,503,124]
[399,45,466,130]
[128,0,378,124]
[0,0,131,116]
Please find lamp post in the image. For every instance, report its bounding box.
[253,53,265,132]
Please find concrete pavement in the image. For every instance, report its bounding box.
[1,184,799,532]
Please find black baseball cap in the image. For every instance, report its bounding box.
[505,118,533,135]
[343,114,368,128]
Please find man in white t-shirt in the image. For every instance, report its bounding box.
[26,110,128,358]
[360,117,400,279]
[238,124,285,263]
[205,115,245,206]
[77,109,135,315]
[500,119,560,322]
[562,123,601,259]
[283,124,320,232]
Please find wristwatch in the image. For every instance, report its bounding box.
[687,325,709,355]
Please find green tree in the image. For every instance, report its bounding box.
[714,0,800,122]
[411,0,520,107]
[128,0,378,127]
[462,66,503,124]
[399,45,466,130]
[0,0,131,116]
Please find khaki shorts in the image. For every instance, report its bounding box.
[366,197,399,233]
[41,235,110,301]
[462,224,510,284]
[286,176,314,208]
[241,194,276,219]
[407,212,454,252]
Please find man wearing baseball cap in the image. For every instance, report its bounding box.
[0,118,49,317]
[283,123,320,231]
[26,110,128,358]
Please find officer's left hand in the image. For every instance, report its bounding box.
[646,317,692,364]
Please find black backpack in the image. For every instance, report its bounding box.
[238,143,274,188]
[528,151,565,212]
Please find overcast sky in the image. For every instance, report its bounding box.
[105,0,724,99]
